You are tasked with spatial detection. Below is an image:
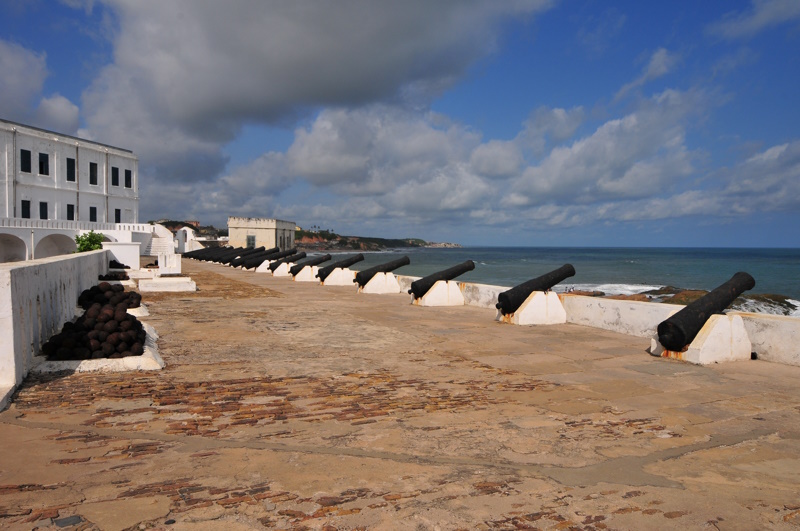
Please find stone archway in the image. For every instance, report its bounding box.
[34,234,77,259]
[0,234,28,262]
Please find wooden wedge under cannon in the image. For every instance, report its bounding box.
[354,256,411,287]
[657,272,755,351]
[316,254,365,282]
[496,264,576,316]
[289,254,332,277]
[408,260,475,300]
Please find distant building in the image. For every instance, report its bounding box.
[227,217,296,250]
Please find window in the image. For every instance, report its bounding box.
[246,235,255,248]
[39,153,49,175]
[89,206,97,222]
[21,200,31,219]
[111,167,119,186]
[115,209,121,223]
[20,149,31,173]
[124,169,132,188]
[39,202,48,220]
[89,162,98,185]
[66,158,76,182]
[67,204,75,221]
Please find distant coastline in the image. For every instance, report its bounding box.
[295,229,460,252]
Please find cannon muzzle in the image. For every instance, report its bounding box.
[289,254,332,277]
[316,254,365,281]
[657,272,755,351]
[496,264,576,315]
[408,260,475,299]
[353,256,411,287]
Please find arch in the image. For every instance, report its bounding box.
[97,232,117,243]
[34,234,77,259]
[0,234,28,262]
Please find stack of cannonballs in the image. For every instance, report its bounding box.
[99,271,130,281]
[41,282,146,361]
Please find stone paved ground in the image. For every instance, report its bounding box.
[2,258,800,530]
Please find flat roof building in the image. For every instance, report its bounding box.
[227,217,296,251]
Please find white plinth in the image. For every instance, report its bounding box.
[412,280,465,306]
[322,268,356,286]
[496,291,566,325]
[293,265,319,282]
[102,242,141,270]
[272,262,293,277]
[649,313,751,365]
[138,277,197,292]
[157,252,181,276]
[255,260,273,273]
[359,272,401,294]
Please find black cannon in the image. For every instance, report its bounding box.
[219,246,266,264]
[495,264,576,315]
[195,246,235,261]
[269,252,306,272]
[353,256,411,287]
[230,247,279,268]
[316,254,365,281]
[657,271,755,351]
[290,254,332,277]
[241,248,296,270]
[408,260,475,300]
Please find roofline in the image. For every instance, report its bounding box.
[0,118,135,155]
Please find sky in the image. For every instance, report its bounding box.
[1,0,799,247]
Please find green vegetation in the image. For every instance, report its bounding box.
[295,228,428,250]
[75,230,103,252]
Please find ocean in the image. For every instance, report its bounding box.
[341,247,800,317]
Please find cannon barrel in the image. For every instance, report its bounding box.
[316,254,365,281]
[290,254,332,276]
[194,246,234,261]
[657,272,755,351]
[230,247,279,267]
[353,256,411,287]
[496,264,576,315]
[408,260,475,299]
[208,247,245,262]
[269,252,306,272]
[219,246,266,264]
[214,246,260,263]
[241,248,297,269]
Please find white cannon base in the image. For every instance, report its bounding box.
[649,313,751,365]
[496,291,566,325]
[322,268,356,286]
[272,262,293,277]
[412,280,464,307]
[293,265,319,282]
[255,260,274,273]
[359,272,401,294]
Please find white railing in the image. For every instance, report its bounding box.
[0,217,154,233]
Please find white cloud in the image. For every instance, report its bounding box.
[0,39,48,122]
[615,48,679,101]
[707,0,800,40]
[520,106,585,156]
[470,140,523,178]
[34,94,80,135]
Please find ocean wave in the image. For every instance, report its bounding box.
[556,283,663,296]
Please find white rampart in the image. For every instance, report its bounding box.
[0,249,108,408]
[736,312,800,366]
[322,268,356,286]
[561,295,677,338]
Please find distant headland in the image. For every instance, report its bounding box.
[295,228,460,251]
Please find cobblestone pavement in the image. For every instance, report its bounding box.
[2,258,800,530]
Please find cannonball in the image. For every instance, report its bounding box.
[73,347,91,360]
[41,341,57,357]
[108,352,123,359]
[93,294,106,304]
[102,320,118,334]
[120,351,133,358]
[91,351,105,359]
[103,290,114,299]
[97,331,109,342]
[89,339,101,351]
[106,332,121,346]
[55,347,71,360]
[98,282,112,292]
[94,321,105,331]
[119,320,133,332]
[86,306,100,319]
[62,321,75,332]
[114,310,127,323]
[62,336,77,349]
[101,342,115,355]
[83,317,96,330]
[116,342,129,353]
[113,284,125,292]
[130,342,144,356]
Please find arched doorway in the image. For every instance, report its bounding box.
[0,234,28,262]
[34,234,77,259]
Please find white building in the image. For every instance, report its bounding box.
[0,118,173,263]
[227,216,296,250]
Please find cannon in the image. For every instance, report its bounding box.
[230,247,279,268]
[353,256,411,287]
[657,272,755,351]
[316,254,365,281]
[268,252,306,272]
[241,248,296,270]
[290,254,332,277]
[192,246,233,261]
[219,246,266,264]
[496,264,576,315]
[408,260,475,300]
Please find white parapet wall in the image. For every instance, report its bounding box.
[735,312,800,366]
[102,242,141,270]
[0,249,108,408]
[561,295,678,338]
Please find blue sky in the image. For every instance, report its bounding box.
[1,1,799,247]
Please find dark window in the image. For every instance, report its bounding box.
[89,162,98,185]
[20,149,31,173]
[115,209,121,223]
[67,204,75,221]
[21,200,31,219]
[246,235,255,248]
[39,153,49,175]
[39,201,48,220]
[124,169,132,188]
[111,167,119,186]
[89,206,97,222]
[66,158,76,181]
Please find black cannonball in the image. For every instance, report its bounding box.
[101,342,115,355]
